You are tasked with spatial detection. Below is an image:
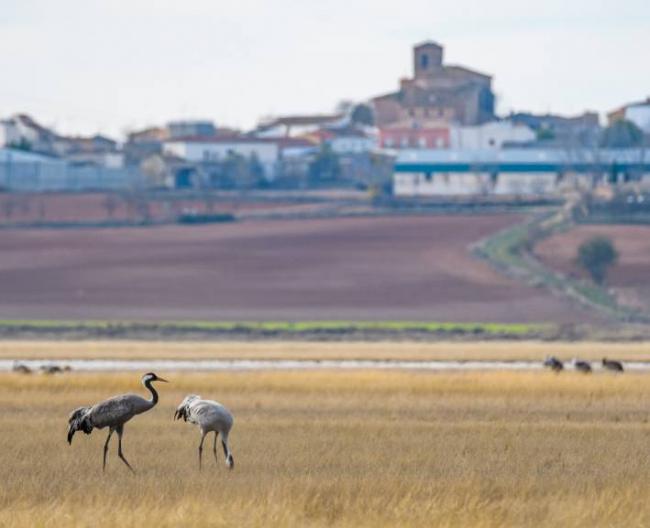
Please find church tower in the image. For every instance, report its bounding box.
[413,41,444,78]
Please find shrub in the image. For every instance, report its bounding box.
[576,236,618,284]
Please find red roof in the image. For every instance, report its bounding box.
[165,135,313,148]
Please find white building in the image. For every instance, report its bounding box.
[393,148,650,197]
[609,98,650,134]
[163,136,313,179]
[327,130,377,154]
[450,121,536,150]
[0,120,21,147]
[624,104,650,134]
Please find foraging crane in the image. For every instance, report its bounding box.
[602,357,624,372]
[174,395,234,470]
[67,372,168,472]
[543,355,564,372]
[572,358,592,373]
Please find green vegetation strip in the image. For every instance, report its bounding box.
[0,319,545,336]
[474,209,646,322]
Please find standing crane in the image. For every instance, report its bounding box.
[543,355,564,372]
[174,395,234,470]
[572,358,592,373]
[67,372,168,472]
[602,357,624,372]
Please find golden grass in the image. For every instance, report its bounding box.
[3,370,650,527]
[1,339,650,361]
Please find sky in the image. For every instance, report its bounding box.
[0,0,648,139]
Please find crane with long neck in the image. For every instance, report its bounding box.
[67,372,168,472]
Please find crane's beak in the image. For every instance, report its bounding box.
[157,376,169,383]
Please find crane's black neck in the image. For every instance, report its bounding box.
[143,378,159,405]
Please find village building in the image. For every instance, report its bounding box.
[162,135,313,184]
[253,114,345,138]
[167,120,217,139]
[608,97,650,134]
[393,148,650,197]
[372,41,495,129]
[449,121,536,150]
[507,111,601,146]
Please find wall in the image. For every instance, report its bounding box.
[393,171,558,196]
[450,122,535,150]
[380,127,450,149]
[0,122,21,147]
[164,140,279,177]
[0,161,144,191]
[329,136,376,154]
[626,106,650,133]
[393,172,492,196]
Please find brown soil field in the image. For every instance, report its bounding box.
[0,192,316,225]
[536,225,650,312]
[0,214,594,322]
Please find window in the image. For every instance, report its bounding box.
[420,54,429,69]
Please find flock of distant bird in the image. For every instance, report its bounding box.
[67,372,234,473]
[543,356,624,373]
[12,362,71,374]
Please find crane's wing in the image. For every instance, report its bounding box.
[174,394,200,422]
[89,394,140,428]
[191,400,234,429]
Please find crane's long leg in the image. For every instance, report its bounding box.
[221,432,234,470]
[198,430,207,471]
[116,425,135,473]
[103,428,114,472]
[212,431,220,465]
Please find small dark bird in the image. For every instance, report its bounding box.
[41,365,63,374]
[573,359,592,373]
[602,358,624,372]
[543,356,564,372]
[12,362,32,374]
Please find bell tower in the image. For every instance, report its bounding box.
[413,41,443,78]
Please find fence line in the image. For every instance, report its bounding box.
[0,161,145,191]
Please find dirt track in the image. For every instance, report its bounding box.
[536,224,650,312]
[0,215,596,322]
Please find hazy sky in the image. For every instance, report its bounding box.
[1,0,648,138]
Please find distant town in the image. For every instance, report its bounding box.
[1,41,649,198]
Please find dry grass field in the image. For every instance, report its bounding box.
[4,366,650,527]
[1,339,649,362]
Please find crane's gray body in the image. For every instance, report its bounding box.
[175,395,235,470]
[72,393,153,431]
[67,372,167,472]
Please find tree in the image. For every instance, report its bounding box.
[350,104,374,126]
[223,151,249,189]
[600,120,644,148]
[576,236,618,284]
[8,138,32,152]
[248,153,266,186]
[309,144,341,182]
